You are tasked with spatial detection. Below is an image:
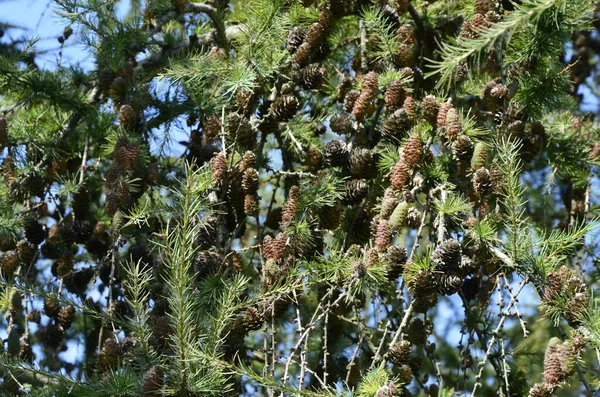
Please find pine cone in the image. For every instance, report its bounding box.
[300,65,326,89]
[212,153,227,182]
[343,179,369,205]
[226,113,255,147]
[344,90,360,113]
[304,145,322,170]
[244,194,260,217]
[324,139,349,167]
[437,102,453,129]
[473,167,493,198]
[73,220,95,244]
[471,142,488,170]
[349,147,374,178]
[544,339,563,384]
[44,296,61,318]
[453,135,473,160]
[19,337,33,362]
[394,0,410,14]
[195,251,221,278]
[403,135,422,168]
[319,202,343,230]
[395,43,414,67]
[24,217,46,245]
[375,220,392,251]
[403,96,415,120]
[529,383,555,397]
[271,94,299,121]
[444,108,461,141]
[99,338,122,370]
[263,233,287,262]
[58,305,75,329]
[141,365,165,395]
[203,116,222,142]
[243,307,264,331]
[330,114,353,135]
[45,322,65,348]
[390,161,410,191]
[389,340,412,365]
[286,27,306,54]
[27,309,41,323]
[407,268,438,296]
[432,239,462,271]
[280,186,300,228]
[1,250,19,277]
[119,104,138,130]
[475,0,495,13]
[384,80,406,110]
[352,71,379,120]
[242,168,259,194]
[381,190,399,219]
[389,201,409,230]
[421,95,439,124]
[382,109,410,141]
[386,246,408,279]
[435,272,463,295]
[55,252,74,277]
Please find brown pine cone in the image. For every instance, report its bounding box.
[432,239,462,271]
[389,340,412,365]
[402,135,422,168]
[300,65,326,89]
[473,167,493,198]
[343,179,369,205]
[421,95,439,124]
[203,116,222,142]
[211,153,227,182]
[242,168,260,194]
[27,309,41,323]
[319,202,343,230]
[382,109,410,141]
[44,296,61,318]
[437,102,453,129]
[390,161,410,191]
[384,80,406,110]
[444,108,461,141]
[263,233,287,262]
[271,94,299,121]
[435,272,463,295]
[280,186,300,228]
[324,139,349,167]
[352,72,379,120]
[1,250,19,277]
[529,383,555,397]
[403,95,415,120]
[349,147,374,179]
[244,194,260,217]
[344,89,360,113]
[381,190,399,219]
[330,114,353,135]
[375,220,392,251]
[58,305,75,329]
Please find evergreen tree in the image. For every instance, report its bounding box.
[1,0,600,395]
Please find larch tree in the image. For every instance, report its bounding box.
[1,0,600,396]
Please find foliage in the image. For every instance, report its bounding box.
[0,0,600,396]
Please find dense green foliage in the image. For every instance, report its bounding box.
[1,0,600,396]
